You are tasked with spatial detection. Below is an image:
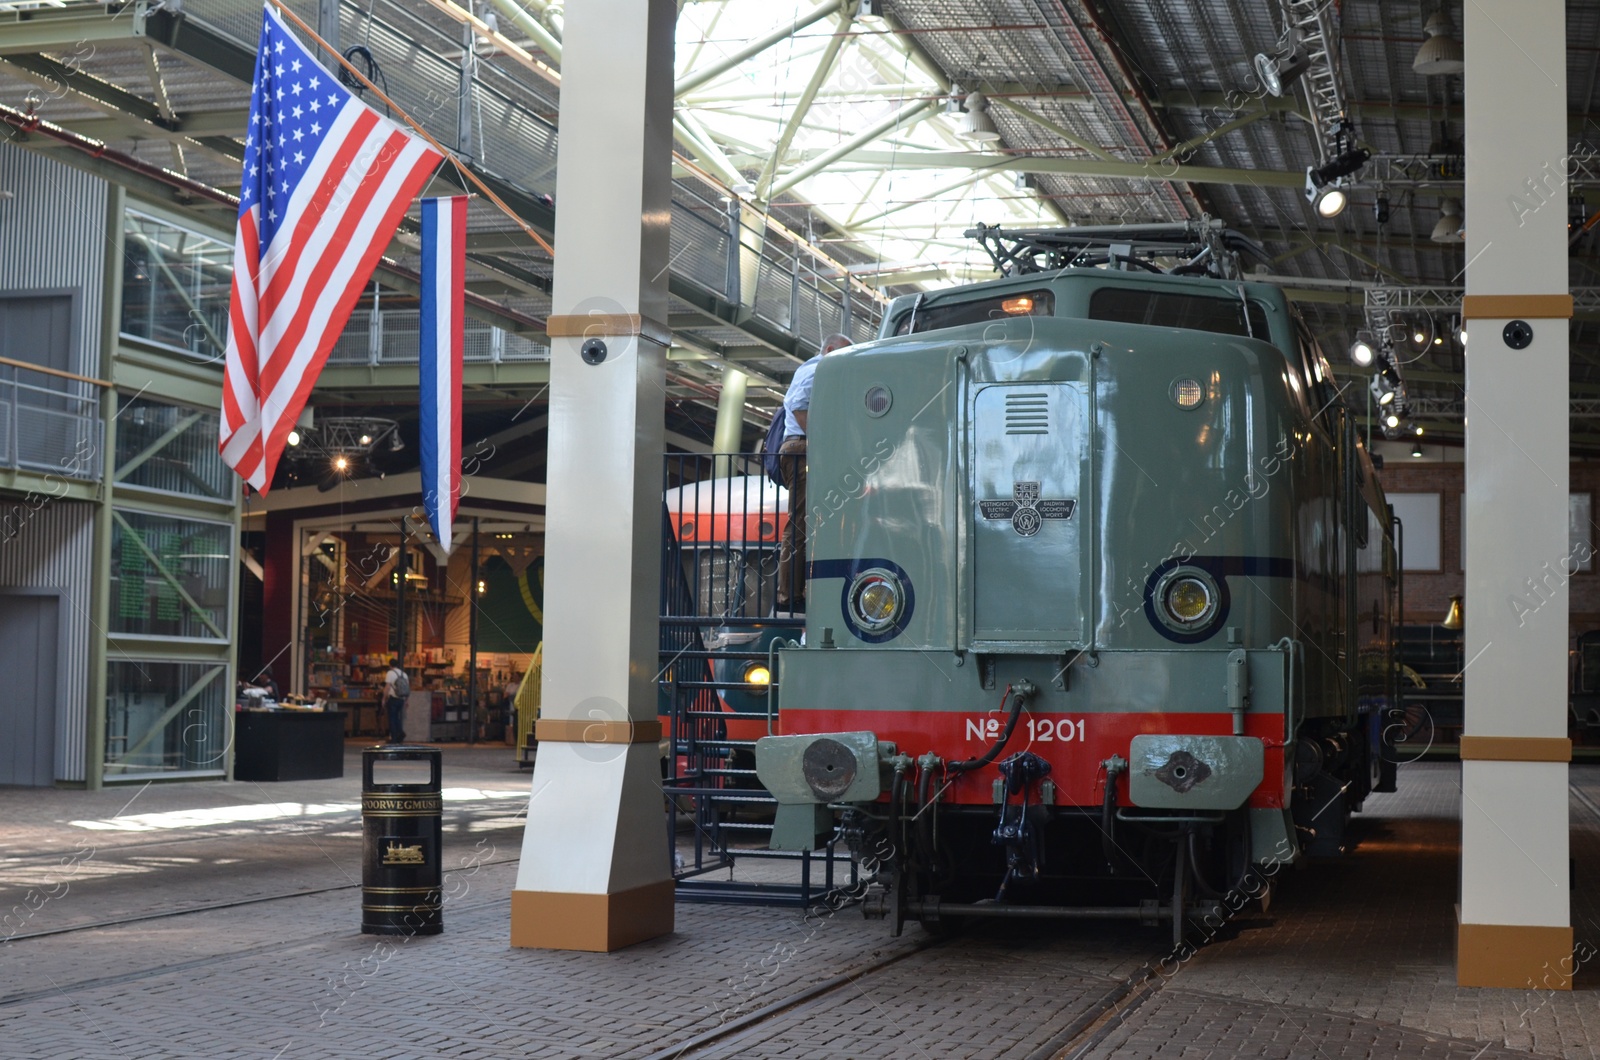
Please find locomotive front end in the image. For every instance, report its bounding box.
[753,269,1379,938]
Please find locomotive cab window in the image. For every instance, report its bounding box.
[1089,286,1269,339]
[1292,314,1342,427]
[892,289,1054,335]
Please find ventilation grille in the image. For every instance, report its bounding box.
[1005,392,1049,435]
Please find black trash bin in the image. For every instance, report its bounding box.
[361,744,443,935]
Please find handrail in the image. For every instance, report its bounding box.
[0,355,110,389]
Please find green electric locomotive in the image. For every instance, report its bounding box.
[754,226,1400,942]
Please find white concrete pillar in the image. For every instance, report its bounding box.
[712,366,748,479]
[1458,0,1573,989]
[511,0,676,952]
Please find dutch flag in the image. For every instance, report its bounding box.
[420,196,466,551]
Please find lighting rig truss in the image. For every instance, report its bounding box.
[1345,153,1600,194]
[1364,286,1600,343]
[1283,0,1345,139]
[964,219,1270,280]
[1395,395,1600,421]
[290,416,403,458]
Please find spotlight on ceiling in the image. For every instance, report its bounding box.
[333,454,350,473]
[1304,119,1370,220]
[1253,42,1312,98]
[1385,412,1401,429]
[1431,197,1465,243]
[1310,148,1373,187]
[1373,195,1391,225]
[1413,11,1465,76]
[1371,373,1398,406]
[1412,440,1424,458]
[1406,313,1436,350]
[1349,333,1377,368]
[1312,185,1348,218]
[957,92,1001,143]
[359,433,373,446]
[287,429,301,447]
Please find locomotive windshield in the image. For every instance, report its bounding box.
[1089,286,1269,340]
[892,288,1054,335]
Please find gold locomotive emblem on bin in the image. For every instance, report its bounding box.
[381,842,426,866]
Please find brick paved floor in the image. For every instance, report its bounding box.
[1,750,1597,1058]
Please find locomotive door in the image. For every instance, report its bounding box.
[970,382,1089,647]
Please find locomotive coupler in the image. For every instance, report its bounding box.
[992,750,1052,899]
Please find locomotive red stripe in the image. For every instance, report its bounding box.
[783,709,1286,809]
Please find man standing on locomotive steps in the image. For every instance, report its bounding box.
[777,332,853,613]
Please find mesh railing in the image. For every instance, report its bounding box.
[0,376,102,481]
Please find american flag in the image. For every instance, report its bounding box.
[419,196,466,550]
[220,3,443,491]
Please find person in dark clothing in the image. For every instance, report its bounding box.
[776,332,852,612]
[383,657,408,744]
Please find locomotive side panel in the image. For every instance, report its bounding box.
[804,333,965,652]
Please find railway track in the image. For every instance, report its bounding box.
[0,855,521,945]
[641,924,1184,1060]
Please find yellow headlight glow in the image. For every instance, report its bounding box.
[1001,296,1034,315]
[1165,576,1213,623]
[848,569,904,633]
[744,665,771,686]
[858,582,898,622]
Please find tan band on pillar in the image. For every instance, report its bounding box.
[1460,294,1574,320]
[1458,735,1571,762]
[511,880,675,951]
[1458,919,1574,989]
[535,718,663,744]
[544,313,672,346]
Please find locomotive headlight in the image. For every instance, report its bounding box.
[1171,377,1204,409]
[1167,578,1212,622]
[848,569,903,632]
[743,664,771,686]
[1155,568,1220,632]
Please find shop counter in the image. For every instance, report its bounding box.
[334,698,383,737]
[234,709,347,782]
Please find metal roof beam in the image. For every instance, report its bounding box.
[767,99,940,197]
[0,52,175,129]
[990,96,1120,164]
[674,0,843,99]
[0,7,154,53]
[753,9,851,201]
[774,148,1305,188]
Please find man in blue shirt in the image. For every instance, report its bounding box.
[777,332,852,612]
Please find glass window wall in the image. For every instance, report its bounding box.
[119,211,232,360]
[109,510,233,640]
[114,394,234,502]
[103,660,230,778]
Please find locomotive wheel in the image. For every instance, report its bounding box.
[1170,833,1188,950]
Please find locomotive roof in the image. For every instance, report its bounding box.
[880,268,1295,346]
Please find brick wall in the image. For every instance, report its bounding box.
[1378,460,1600,644]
